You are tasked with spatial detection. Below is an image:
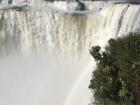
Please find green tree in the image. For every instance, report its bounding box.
[89,33,140,105]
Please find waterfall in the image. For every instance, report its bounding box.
[0,3,140,57]
[0,0,45,5]
[0,1,140,105]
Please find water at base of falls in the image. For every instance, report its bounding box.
[0,55,94,105]
[0,1,140,105]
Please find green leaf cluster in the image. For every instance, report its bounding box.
[89,33,140,105]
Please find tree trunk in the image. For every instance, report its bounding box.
[135,91,140,105]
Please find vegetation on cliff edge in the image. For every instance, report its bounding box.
[89,33,140,105]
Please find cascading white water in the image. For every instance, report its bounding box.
[0,0,45,5]
[0,1,140,105]
[0,3,140,57]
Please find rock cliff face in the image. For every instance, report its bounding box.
[67,0,85,11]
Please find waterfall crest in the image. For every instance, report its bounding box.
[0,0,44,5]
[0,3,140,58]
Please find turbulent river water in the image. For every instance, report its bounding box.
[0,0,140,105]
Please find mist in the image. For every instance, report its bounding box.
[0,56,93,105]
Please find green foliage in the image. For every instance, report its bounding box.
[89,33,140,105]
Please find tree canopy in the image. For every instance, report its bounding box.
[89,33,140,105]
